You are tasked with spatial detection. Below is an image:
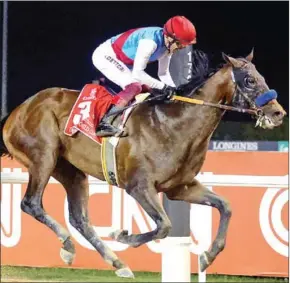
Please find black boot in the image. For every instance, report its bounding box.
[95,105,126,137]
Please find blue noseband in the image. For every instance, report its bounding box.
[255,89,278,107]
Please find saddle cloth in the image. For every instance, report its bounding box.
[64,84,114,144]
[64,83,150,186]
[64,83,150,144]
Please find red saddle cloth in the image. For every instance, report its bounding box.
[64,84,114,144]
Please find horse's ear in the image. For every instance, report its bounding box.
[222,53,240,67]
[222,52,229,63]
[245,47,254,62]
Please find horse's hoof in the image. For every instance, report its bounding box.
[199,252,210,272]
[115,267,135,278]
[60,247,75,265]
[109,229,128,241]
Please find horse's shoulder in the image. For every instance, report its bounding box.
[20,88,79,115]
[37,87,79,96]
[39,87,81,103]
[44,87,80,96]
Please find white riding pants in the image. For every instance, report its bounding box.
[92,39,138,90]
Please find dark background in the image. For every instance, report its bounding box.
[1,1,289,120]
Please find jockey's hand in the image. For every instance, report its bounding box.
[161,85,177,99]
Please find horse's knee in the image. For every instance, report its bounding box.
[20,202,31,218]
[20,198,29,213]
[21,198,43,219]
[68,214,80,229]
[217,197,232,218]
[156,221,172,239]
[69,211,87,233]
[222,199,232,218]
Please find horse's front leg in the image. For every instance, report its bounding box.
[166,178,232,272]
[110,175,172,247]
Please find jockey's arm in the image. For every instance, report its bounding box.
[157,53,176,87]
[132,39,166,90]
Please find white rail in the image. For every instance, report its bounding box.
[1,169,288,283]
[1,171,288,188]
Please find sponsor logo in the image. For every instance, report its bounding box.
[212,141,258,151]
[259,188,289,257]
[82,88,97,100]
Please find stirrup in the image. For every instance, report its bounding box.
[96,123,127,137]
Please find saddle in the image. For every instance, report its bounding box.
[64,78,152,144]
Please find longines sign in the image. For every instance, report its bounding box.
[208,141,285,152]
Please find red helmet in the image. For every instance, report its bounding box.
[164,16,197,45]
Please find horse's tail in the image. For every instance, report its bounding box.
[0,114,12,158]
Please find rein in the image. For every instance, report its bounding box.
[171,95,262,116]
[106,92,262,118]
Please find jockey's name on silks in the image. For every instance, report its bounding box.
[110,27,168,65]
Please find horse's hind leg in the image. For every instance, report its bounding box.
[52,158,134,279]
[7,108,75,264]
[21,165,75,265]
[166,178,232,272]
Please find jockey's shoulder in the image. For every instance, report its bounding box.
[120,26,163,35]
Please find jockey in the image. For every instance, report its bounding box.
[92,15,197,137]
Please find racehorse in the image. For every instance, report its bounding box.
[0,50,286,278]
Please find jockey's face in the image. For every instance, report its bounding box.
[164,35,182,54]
[164,35,196,54]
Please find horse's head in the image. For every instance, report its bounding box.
[222,49,286,129]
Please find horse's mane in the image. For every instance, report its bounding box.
[177,49,224,97]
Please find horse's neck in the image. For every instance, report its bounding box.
[162,67,233,142]
[194,67,232,104]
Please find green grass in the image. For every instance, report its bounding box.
[1,266,288,282]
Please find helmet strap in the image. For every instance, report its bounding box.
[165,37,178,52]
[164,24,179,51]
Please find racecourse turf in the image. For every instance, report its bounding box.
[1,266,288,282]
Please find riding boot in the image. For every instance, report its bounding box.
[95,82,142,137]
[95,105,126,137]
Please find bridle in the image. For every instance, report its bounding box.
[228,67,263,114]
[172,59,277,120]
[230,64,262,111]
[172,66,264,117]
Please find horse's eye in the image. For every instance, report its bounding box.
[245,76,256,86]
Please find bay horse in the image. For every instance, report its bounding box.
[0,50,286,278]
